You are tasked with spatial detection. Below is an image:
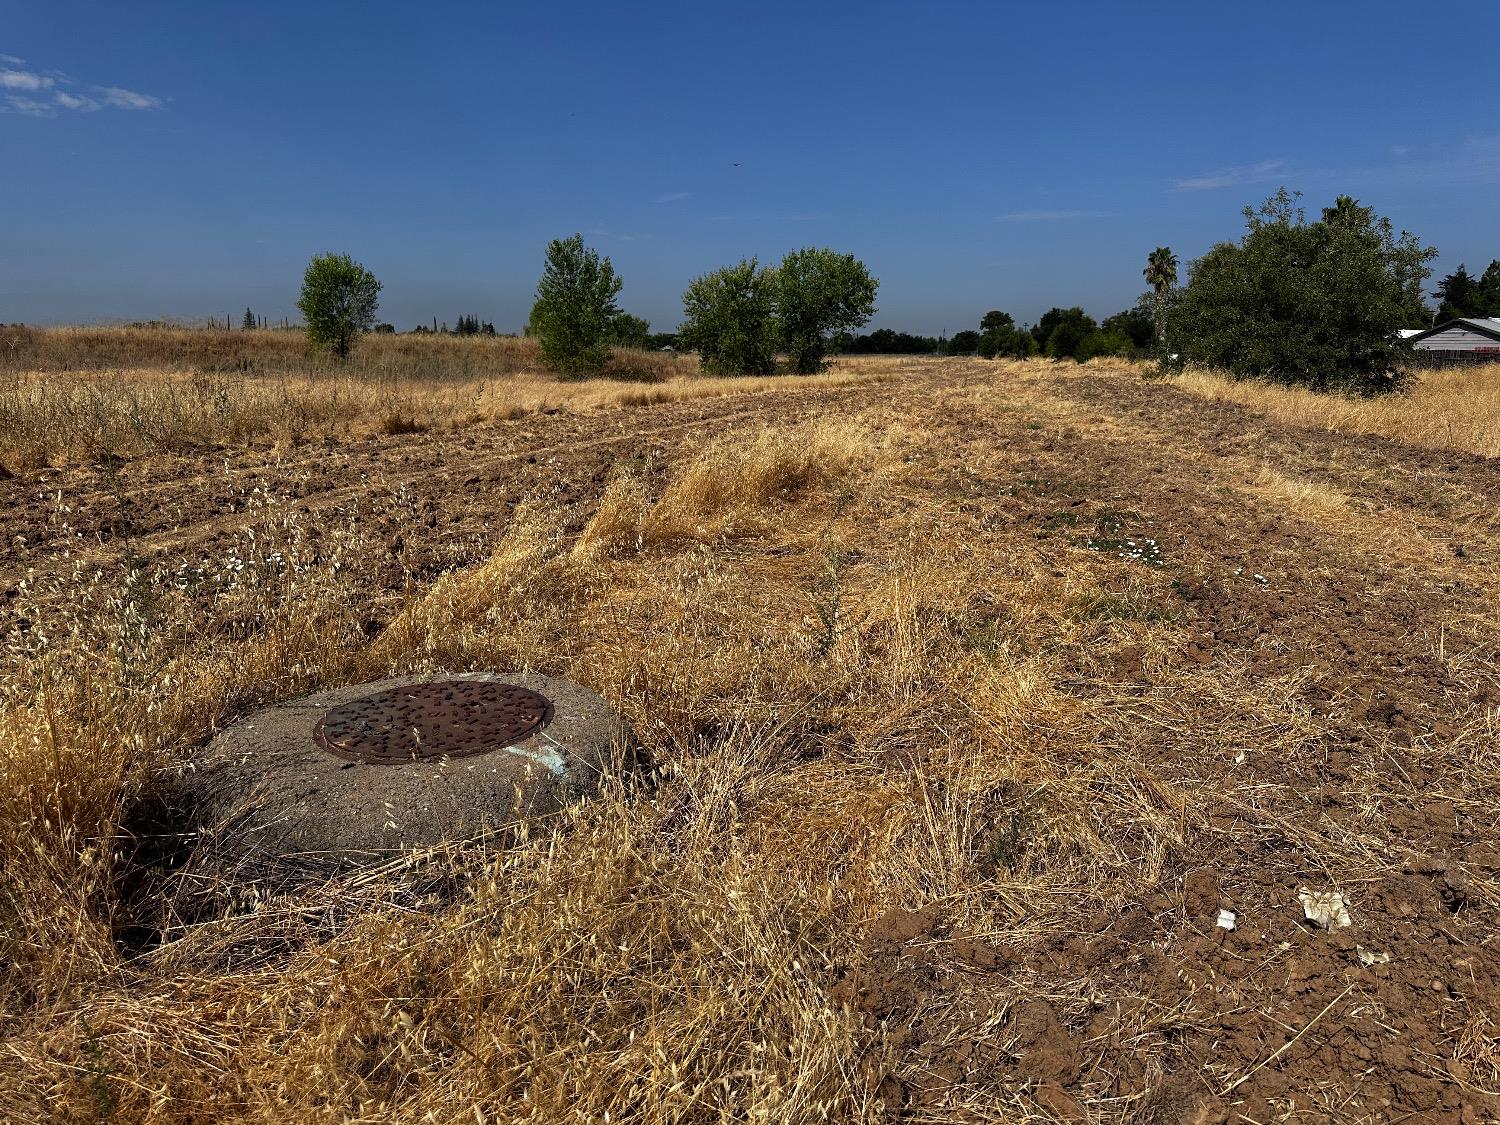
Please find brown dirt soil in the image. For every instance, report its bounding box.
[4,359,1500,1122]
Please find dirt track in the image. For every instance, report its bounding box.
[6,361,1500,1121]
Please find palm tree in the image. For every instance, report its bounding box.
[1143,246,1179,353]
[1143,246,1178,294]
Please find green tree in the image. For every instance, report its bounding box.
[529,234,623,377]
[1033,307,1098,359]
[774,248,879,373]
[1167,189,1437,393]
[947,329,982,355]
[1479,261,1500,316]
[1102,303,1155,351]
[841,328,940,355]
[1436,263,1489,321]
[608,312,651,348]
[241,306,256,331]
[678,258,778,376]
[976,309,1036,358]
[1143,246,1179,350]
[297,253,382,359]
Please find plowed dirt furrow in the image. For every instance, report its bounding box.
[0,375,906,587]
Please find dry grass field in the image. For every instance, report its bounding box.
[1174,361,1500,460]
[2,346,1500,1122]
[0,327,733,470]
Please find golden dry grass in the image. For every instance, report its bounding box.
[0,324,692,382]
[1173,362,1500,459]
[0,327,896,470]
[3,358,1498,1121]
[0,389,1196,1122]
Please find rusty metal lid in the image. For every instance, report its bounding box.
[314,680,554,765]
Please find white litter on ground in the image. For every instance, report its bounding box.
[1216,908,1237,931]
[1356,946,1391,967]
[1298,888,1352,930]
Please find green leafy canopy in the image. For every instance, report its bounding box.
[1167,189,1436,393]
[529,234,623,378]
[297,253,382,359]
[678,248,879,376]
[678,259,779,377]
[775,248,879,374]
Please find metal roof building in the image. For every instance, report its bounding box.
[1408,317,1500,362]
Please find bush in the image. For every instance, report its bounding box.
[297,253,382,359]
[1074,330,1134,362]
[1168,190,1436,393]
[678,259,778,376]
[529,234,623,378]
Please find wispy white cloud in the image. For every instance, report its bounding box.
[586,226,653,243]
[100,86,162,110]
[0,55,163,116]
[4,95,54,117]
[53,90,99,111]
[654,191,692,204]
[995,209,1114,222]
[1178,138,1500,198]
[1172,159,1285,192]
[0,67,52,91]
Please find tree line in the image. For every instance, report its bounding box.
[295,237,880,378]
[1433,261,1500,322]
[831,303,1154,361]
[294,188,1492,394]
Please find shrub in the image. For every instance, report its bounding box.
[297,253,382,359]
[1074,330,1134,362]
[678,259,778,376]
[529,234,623,378]
[1167,190,1436,393]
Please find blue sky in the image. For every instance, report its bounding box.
[3,0,1498,334]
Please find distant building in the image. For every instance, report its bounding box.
[1408,317,1500,363]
